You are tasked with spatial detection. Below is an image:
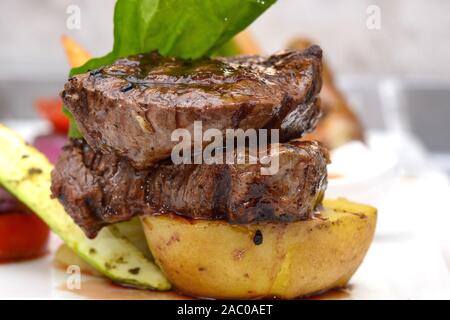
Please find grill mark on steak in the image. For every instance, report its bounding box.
[264,94,295,131]
[231,102,256,128]
[51,139,329,238]
[62,47,323,169]
[211,166,232,218]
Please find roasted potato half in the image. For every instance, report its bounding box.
[141,198,376,299]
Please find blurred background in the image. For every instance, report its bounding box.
[0,0,449,299]
[2,0,450,77]
[1,0,449,175]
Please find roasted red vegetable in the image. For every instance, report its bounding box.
[0,188,49,262]
[34,98,69,134]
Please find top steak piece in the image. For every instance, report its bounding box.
[61,46,323,169]
[51,139,329,238]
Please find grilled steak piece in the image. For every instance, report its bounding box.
[51,139,329,238]
[61,46,323,169]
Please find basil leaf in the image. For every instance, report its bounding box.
[66,0,275,137]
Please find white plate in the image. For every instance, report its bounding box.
[1,215,448,300]
[0,122,449,299]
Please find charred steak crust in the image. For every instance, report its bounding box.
[51,139,329,238]
[61,47,323,169]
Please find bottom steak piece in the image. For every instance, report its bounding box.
[51,139,329,238]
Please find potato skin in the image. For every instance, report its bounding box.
[141,198,376,299]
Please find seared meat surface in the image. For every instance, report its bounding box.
[51,139,329,238]
[62,47,322,169]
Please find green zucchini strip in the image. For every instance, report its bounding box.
[0,124,170,290]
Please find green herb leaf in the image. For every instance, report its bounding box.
[66,0,276,137]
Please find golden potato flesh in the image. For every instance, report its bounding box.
[141,198,377,299]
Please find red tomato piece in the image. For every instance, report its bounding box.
[0,212,50,262]
[34,98,69,134]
